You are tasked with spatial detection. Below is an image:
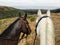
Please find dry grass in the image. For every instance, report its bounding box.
[0,13,60,45]
[0,17,18,34]
[51,13,60,45]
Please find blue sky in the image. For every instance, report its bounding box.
[0,0,60,9]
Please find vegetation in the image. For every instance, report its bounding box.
[29,16,36,22]
[0,17,18,34]
[0,6,24,19]
[0,6,60,20]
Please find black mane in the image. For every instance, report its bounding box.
[0,18,20,37]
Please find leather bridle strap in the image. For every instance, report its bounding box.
[36,16,49,28]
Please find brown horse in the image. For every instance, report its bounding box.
[0,13,31,45]
[19,13,31,40]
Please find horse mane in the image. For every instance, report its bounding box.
[0,18,20,37]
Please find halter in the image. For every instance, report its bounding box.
[33,16,49,45]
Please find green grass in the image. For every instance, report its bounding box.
[28,15,36,22]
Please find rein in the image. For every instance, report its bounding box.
[33,16,48,45]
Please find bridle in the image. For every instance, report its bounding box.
[23,20,29,29]
[33,16,49,45]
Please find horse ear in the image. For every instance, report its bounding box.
[19,12,21,17]
[47,10,50,16]
[24,13,27,20]
[37,9,42,16]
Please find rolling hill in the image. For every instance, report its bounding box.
[0,6,24,19]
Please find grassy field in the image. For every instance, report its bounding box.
[0,17,18,34]
[0,13,60,45]
[51,13,60,45]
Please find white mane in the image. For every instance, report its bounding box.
[36,9,55,45]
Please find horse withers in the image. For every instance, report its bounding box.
[0,13,31,45]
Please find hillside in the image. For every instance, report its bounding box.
[0,6,60,19]
[0,6,24,19]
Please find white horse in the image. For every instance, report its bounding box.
[36,10,55,45]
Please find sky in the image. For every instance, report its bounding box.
[0,0,60,9]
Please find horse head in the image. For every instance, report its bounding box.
[19,13,31,35]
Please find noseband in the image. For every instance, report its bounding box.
[23,20,29,30]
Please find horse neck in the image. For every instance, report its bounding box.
[0,18,20,37]
[36,14,47,23]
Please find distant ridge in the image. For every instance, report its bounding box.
[22,8,60,14]
[0,6,16,11]
[51,8,60,13]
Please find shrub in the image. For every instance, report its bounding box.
[30,16,36,22]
